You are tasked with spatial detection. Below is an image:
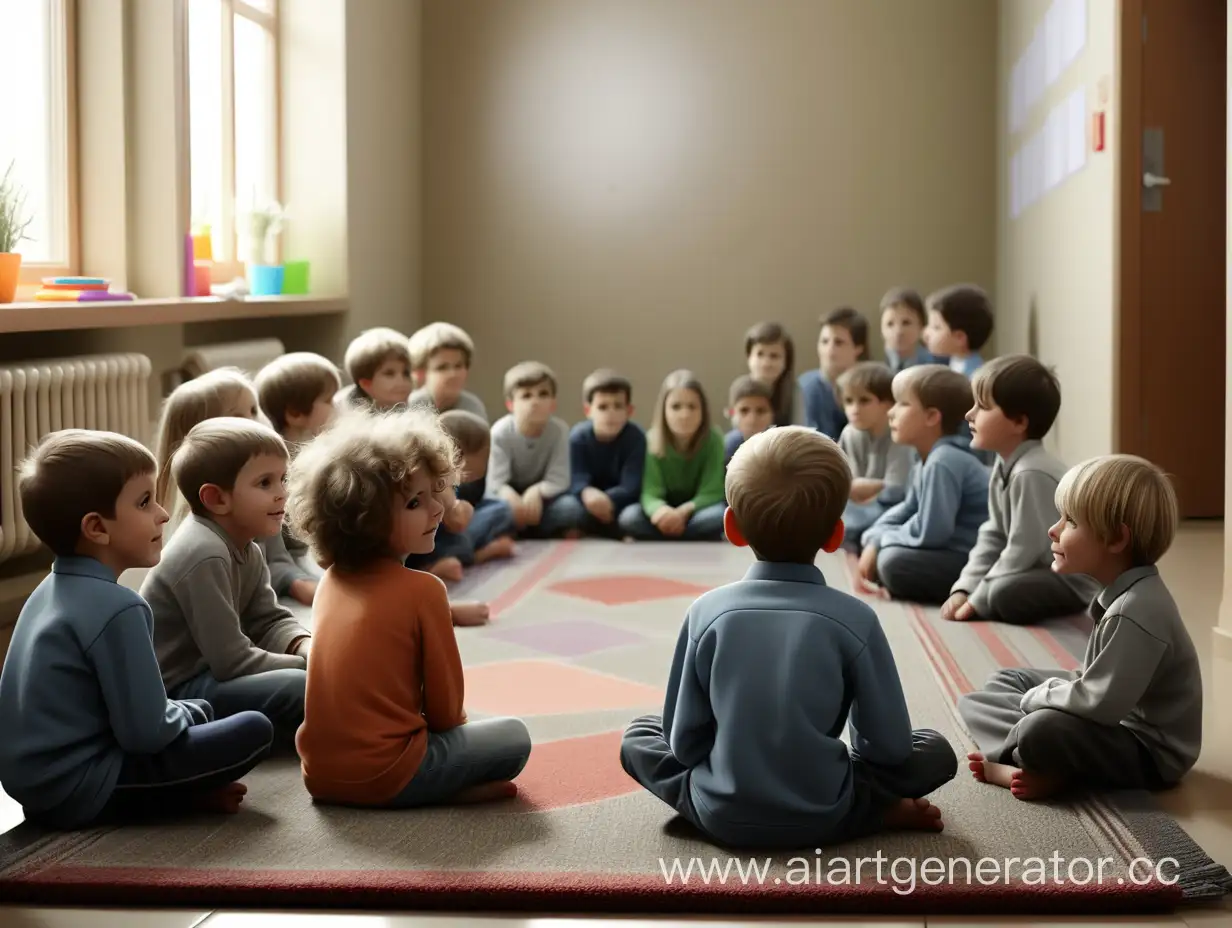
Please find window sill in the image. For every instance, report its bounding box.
[0,294,348,334]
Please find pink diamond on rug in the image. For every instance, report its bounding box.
[485,618,646,657]
[501,730,639,812]
[549,575,712,606]
[465,660,663,716]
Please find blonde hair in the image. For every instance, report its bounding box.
[286,407,460,571]
[409,322,475,370]
[254,352,342,434]
[1055,454,1178,566]
[726,427,851,563]
[344,327,411,385]
[892,364,973,434]
[154,368,257,514]
[502,360,557,400]
[172,417,288,517]
[19,430,157,557]
[648,369,712,457]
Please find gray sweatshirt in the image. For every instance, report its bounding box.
[258,529,314,597]
[141,515,310,690]
[838,425,914,487]
[486,414,571,499]
[952,440,1100,615]
[1020,565,1202,784]
[409,386,487,420]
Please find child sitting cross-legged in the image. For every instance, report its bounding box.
[836,361,915,544]
[408,321,488,419]
[568,369,647,537]
[337,326,414,411]
[618,369,727,541]
[858,365,990,604]
[621,427,958,848]
[0,430,273,829]
[959,454,1200,800]
[405,409,516,581]
[141,418,310,749]
[942,355,1100,625]
[290,407,532,807]
[488,361,585,537]
[723,375,774,467]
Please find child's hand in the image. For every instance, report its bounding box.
[291,636,312,660]
[581,488,613,523]
[522,486,544,526]
[290,578,317,606]
[940,591,967,621]
[658,507,686,537]
[858,545,879,583]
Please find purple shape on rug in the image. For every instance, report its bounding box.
[485,619,646,657]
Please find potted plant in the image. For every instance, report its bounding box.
[0,161,33,304]
[245,201,285,296]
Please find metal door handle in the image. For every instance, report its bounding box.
[1143,172,1172,188]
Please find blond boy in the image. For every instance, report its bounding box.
[960,455,1201,801]
[338,327,413,410]
[621,427,956,848]
[141,418,310,747]
[0,431,272,828]
[408,321,488,419]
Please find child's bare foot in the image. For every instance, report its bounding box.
[475,536,516,563]
[977,759,1018,789]
[450,780,518,803]
[1010,769,1064,801]
[967,751,989,782]
[882,797,944,831]
[429,557,464,582]
[194,781,247,814]
[451,600,490,626]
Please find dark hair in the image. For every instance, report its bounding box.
[927,284,994,351]
[879,287,926,325]
[837,361,895,403]
[971,354,1061,440]
[582,368,632,406]
[255,352,342,434]
[728,374,774,408]
[820,306,869,353]
[743,321,796,427]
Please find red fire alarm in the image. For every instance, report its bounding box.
[1092,111,1106,152]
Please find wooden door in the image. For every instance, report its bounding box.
[1119,0,1227,518]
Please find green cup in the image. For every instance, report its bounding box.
[281,260,311,295]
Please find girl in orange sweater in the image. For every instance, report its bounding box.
[286,407,531,807]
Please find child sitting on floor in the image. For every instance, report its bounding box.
[408,321,488,418]
[880,287,940,373]
[960,454,1200,800]
[254,352,343,606]
[836,361,915,543]
[337,326,414,411]
[923,284,994,380]
[141,418,310,748]
[799,306,868,440]
[569,369,647,537]
[290,407,532,808]
[618,369,726,541]
[858,365,989,604]
[0,430,273,829]
[488,361,585,537]
[942,355,1100,625]
[723,375,775,467]
[743,321,800,427]
[405,409,516,582]
[621,426,957,848]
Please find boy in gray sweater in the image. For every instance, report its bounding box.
[960,454,1201,800]
[487,361,585,537]
[408,321,488,419]
[943,356,1100,624]
[142,417,310,747]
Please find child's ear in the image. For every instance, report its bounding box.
[723,508,748,547]
[583,403,591,416]
[1109,523,1132,555]
[358,378,373,395]
[413,368,426,387]
[199,483,230,515]
[923,407,943,429]
[80,512,110,546]
[286,408,310,429]
[627,404,635,417]
[549,397,558,413]
[822,519,845,553]
[505,399,514,413]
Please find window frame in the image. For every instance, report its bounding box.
[186,0,283,284]
[16,0,81,284]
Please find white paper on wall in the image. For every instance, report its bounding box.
[1010,150,1022,219]
[1065,87,1087,176]
[1045,103,1066,190]
[1062,0,1087,68]
[1045,0,1064,87]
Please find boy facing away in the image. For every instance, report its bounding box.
[568,369,647,536]
[960,455,1200,801]
[337,327,414,411]
[858,365,990,604]
[620,427,957,848]
[942,355,1100,625]
[723,375,774,467]
[408,321,488,419]
[488,361,586,537]
[922,285,994,380]
[799,306,868,440]
[0,430,272,829]
[141,417,311,747]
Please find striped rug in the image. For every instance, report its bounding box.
[0,539,1228,916]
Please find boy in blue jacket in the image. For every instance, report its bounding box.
[569,369,646,537]
[620,426,957,848]
[0,430,273,829]
[859,365,990,604]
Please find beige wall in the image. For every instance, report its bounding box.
[422,0,997,423]
[995,0,1118,467]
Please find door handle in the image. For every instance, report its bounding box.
[1143,172,1172,188]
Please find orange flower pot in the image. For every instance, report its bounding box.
[0,253,21,304]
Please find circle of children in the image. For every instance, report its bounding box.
[0,282,1202,851]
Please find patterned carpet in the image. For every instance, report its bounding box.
[1,539,1229,916]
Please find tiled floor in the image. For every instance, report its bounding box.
[2,523,1229,927]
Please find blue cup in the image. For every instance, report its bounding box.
[249,264,284,296]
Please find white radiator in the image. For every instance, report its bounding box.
[0,353,152,564]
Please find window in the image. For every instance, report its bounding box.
[188,0,280,277]
[0,0,77,278]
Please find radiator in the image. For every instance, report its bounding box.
[0,354,152,564]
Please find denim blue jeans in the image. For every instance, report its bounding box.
[517,493,587,538]
[406,497,517,570]
[616,502,726,541]
[171,668,306,749]
[388,717,532,807]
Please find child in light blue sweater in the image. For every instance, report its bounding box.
[859,365,990,604]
